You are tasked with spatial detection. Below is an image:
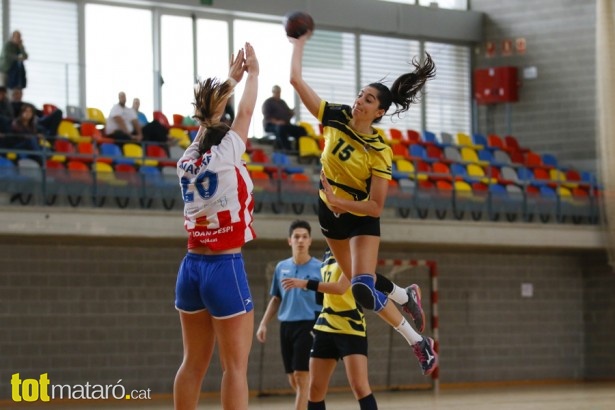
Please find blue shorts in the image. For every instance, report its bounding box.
[175,252,254,319]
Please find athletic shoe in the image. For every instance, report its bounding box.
[412,337,438,376]
[403,284,425,333]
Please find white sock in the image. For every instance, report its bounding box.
[394,318,423,345]
[388,284,409,305]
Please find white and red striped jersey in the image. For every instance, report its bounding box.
[177,130,255,251]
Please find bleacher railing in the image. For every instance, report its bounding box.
[0,138,601,225]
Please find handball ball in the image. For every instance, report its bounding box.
[284,11,315,39]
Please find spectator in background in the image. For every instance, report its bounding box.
[10,88,62,137]
[262,85,306,152]
[0,86,14,132]
[106,91,142,143]
[0,31,28,89]
[222,97,235,126]
[132,97,149,126]
[1,103,44,163]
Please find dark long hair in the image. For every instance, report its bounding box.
[192,78,234,154]
[369,52,436,123]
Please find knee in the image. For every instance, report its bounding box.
[351,274,387,312]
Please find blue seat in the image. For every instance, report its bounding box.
[542,153,558,169]
[271,152,304,174]
[409,144,427,160]
[477,149,494,164]
[422,130,438,145]
[99,143,134,165]
[472,133,487,148]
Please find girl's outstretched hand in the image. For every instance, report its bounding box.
[228,48,245,84]
[244,42,259,76]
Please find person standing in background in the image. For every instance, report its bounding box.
[0,31,28,89]
[256,220,322,410]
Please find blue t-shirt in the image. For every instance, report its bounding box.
[270,256,322,322]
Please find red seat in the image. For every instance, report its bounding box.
[76,141,97,163]
[43,103,58,116]
[405,129,421,146]
[391,143,410,160]
[504,135,528,153]
[525,151,542,168]
[487,134,504,150]
[146,145,175,168]
[389,128,404,143]
[431,162,452,182]
[153,111,171,129]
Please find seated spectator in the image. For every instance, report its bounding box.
[0,86,14,132]
[262,85,306,152]
[10,88,62,137]
[0,103,44,163]
[132,97,149,126]
[105,91,142,143]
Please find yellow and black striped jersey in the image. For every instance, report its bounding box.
[317,100,393,216]
[314,249,367,337]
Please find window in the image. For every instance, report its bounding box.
[233,19,294,138]
[424,41,471,136]
[297,29,357,134]
[10,0,78,110]
[360,34,422,135]
[85,4,153,118]
[161,15,194,119]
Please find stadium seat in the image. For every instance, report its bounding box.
[440,132,454,146]
[76,141,97,163]
[524,151,542,168]
[504,135,528,153]
[43,103,59,116]
[123,143,158,166]
[425,144,444,162]
[388,128,404,144]
[58,120,89,143]
[422,130,437,145]
[460,147,480,164]
[79,121,113,144]
[487,134,505,150]
[430,161,453,182]
[472,133,487,149]
[467,163,496,184]
[443,146,462,163]
[65,105,85,123]
[51,139,76,163]
[153,111,171,129]
[392,143,410,161]
[297,121,321,140]
[271,152,304,174]
[404,129,421,146]
[99,143,128,164]
[455,132,478,148]
[298,136,322,163]
[168,127,190,148]
[408,144,427,162]
[542,153,558,169]
[146,145,175,168]
[492,149,512,166]
[477,149,494,165]
[85,107,106,126]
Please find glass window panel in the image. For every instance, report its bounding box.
[297,29,357,136]
[10,0,78,110]
[233,19,293,138]
[360,34,422,136]
[85,4,153,119]
[424,41,471,136]
[161,14,194,119]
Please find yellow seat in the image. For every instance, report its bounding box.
[456,132,481,148]
[297,121,322,140]
[86,107,107,125]
[467,163,496,184]
[242,152,264,172]
[169,127,191,148]
[396,159,428,181]
[57,120,90,143]
[93,161,127,186]
[123,143,158,166]
[460,147,482,164]
[298,136,322,161]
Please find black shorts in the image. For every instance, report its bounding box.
[310,329,368,360]
[280,320,315,373]
[318,198,380,240]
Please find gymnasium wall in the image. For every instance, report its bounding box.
[0,211,613,399]
[471,0,597,171]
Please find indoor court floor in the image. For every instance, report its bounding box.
[8,381,615,410]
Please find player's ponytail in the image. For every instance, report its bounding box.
[369,52,436,123]
[192,78,234,154]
